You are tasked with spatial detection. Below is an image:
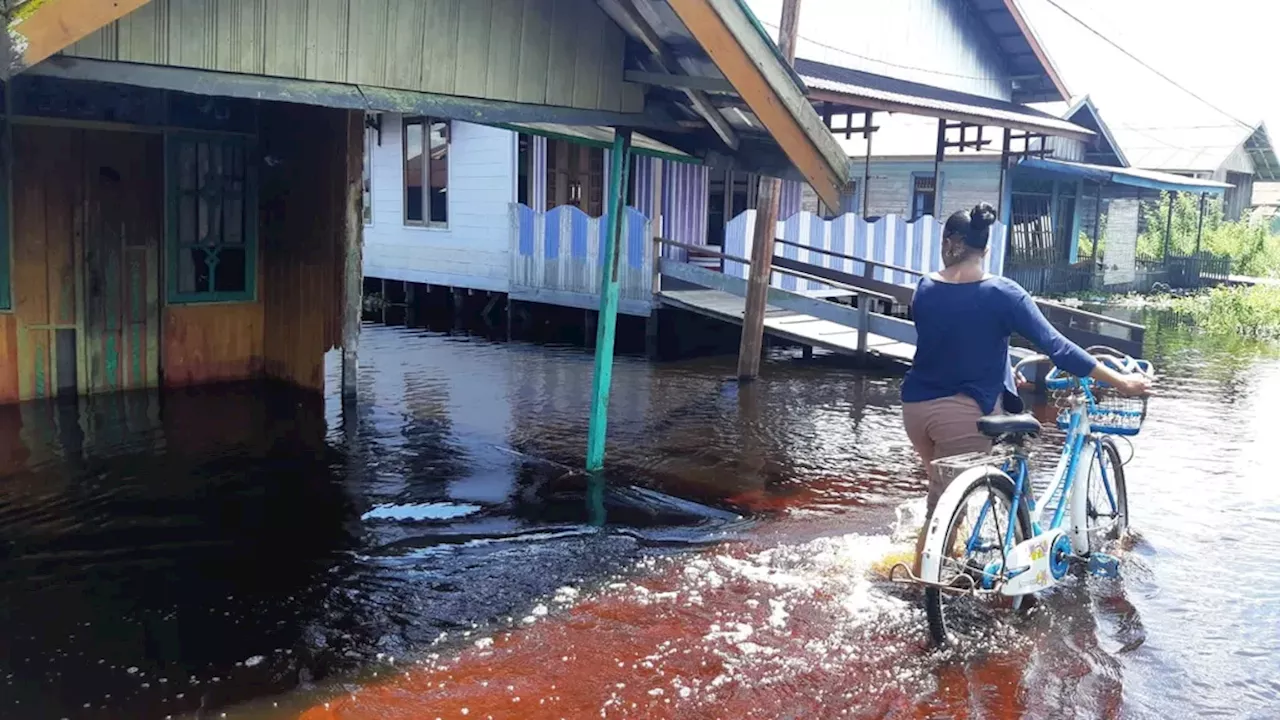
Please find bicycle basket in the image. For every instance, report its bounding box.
[1057,393,1148,436]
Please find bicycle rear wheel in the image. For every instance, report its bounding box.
[1085,436,1128,551]
[922,471,1033,646]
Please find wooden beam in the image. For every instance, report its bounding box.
[609,0,739,151]
[341,110,364,399]
[3,0,153,78]
[667,0,847,211]
[624,70,735,95]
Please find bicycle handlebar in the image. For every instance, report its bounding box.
[1012,350,1156,390]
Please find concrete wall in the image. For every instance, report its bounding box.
[363,114,516,292]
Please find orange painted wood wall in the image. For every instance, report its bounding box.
[160,303,265,388]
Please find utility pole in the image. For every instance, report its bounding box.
[737,0,802,381]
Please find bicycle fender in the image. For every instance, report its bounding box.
[919,465,1011,584]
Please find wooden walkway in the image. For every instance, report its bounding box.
[659,288,916,363]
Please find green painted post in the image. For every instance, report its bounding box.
[585,129,633,473]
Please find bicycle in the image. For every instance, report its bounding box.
[891,347,1154,645]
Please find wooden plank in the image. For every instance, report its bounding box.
[167,0,214,69]
[453,0,493,97]
[345,0,390,85]
[485,0,523,101]
[305,0,350,82]
[263,0,307,77]
[543,0,578,108]
[0,316,19,404]
[570,0,604,110]
[214,0,266,75]
[420,0,460,95]
[115,0,167,64]
[161,303,264,386]
[342,111,364,397]
[384,0,426,90]
[3,0,154,77]
[596,21,626,113]
[12,126,51,330]
[514,0,552,105]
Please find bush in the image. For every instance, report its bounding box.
[1166,284,1280,339]
[1138,192,1280,277]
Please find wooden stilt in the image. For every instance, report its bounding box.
[585,130,633,473]
[736,0,801,382]
[737,177,780,380]
[341,111,363,400]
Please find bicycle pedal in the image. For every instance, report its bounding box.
[1087,553,1121,578]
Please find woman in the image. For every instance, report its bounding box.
[902,202,1150,517]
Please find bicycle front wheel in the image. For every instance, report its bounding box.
[1085,436,1129,552]
[921,470,1033,646]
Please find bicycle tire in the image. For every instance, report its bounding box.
[1086,436,1129,551]
[923,471,1033,646]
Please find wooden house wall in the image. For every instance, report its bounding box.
[161,303,264,386]
[854,159,1003,219]
[65,0,643,114]
[259,103,353,392]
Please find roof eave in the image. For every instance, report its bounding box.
[1001,0,1071,103]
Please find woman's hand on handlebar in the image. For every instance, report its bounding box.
[1088,354,1153,397]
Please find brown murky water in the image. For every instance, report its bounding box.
[1,314,1278,719]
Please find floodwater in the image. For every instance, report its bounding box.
[1,314,1278,720]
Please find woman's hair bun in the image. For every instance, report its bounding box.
[969,202,997,230]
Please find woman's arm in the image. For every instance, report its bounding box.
[1005,283,1150,396]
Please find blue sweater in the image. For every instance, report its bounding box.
[902,274,1096,415]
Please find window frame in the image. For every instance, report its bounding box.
[363,116,375,226]
[909,172,938,221]
[164,132,259,305]
[401,116,450,228]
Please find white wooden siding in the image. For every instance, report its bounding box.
[858,160,1003,218]
[747,0,1011,99]
[363,114,517,291]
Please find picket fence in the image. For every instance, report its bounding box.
[509,203,656,316]
[723,211,1008,294]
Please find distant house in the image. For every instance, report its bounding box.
[1251,182,1280,233]
[1112,122,1280,221]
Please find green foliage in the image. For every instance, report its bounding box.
[1165,284,1280,339]
[1138,192,1280,277]
[1077,210,1108,259]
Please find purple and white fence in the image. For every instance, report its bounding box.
[510,203,655,316]
[723,211,1007,295]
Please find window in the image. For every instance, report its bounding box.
[403,117,449,226]
[167,134,256,303]
[363,117,375,225]
[911,175,936,220]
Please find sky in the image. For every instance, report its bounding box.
[1017,0,1280,130]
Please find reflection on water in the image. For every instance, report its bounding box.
[0,317,1278,719]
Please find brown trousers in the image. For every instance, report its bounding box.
[902,394,998,514]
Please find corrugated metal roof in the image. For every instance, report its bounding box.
[1112,123,1280,181]
[795,59,1092,140]
[1018,157,1233,194]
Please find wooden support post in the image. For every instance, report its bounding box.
[738,178,780,380]
[1092,183,1103,263]
[1163,192,1175,263]
[585,129,633,473]
[736,0,801,382]
[932,118,945,217]
[1068,179,1084,264]
[341,111,364,400]
[646,159,664,360]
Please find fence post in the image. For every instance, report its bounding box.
[857,262,873,355]
[585,130,633,473]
